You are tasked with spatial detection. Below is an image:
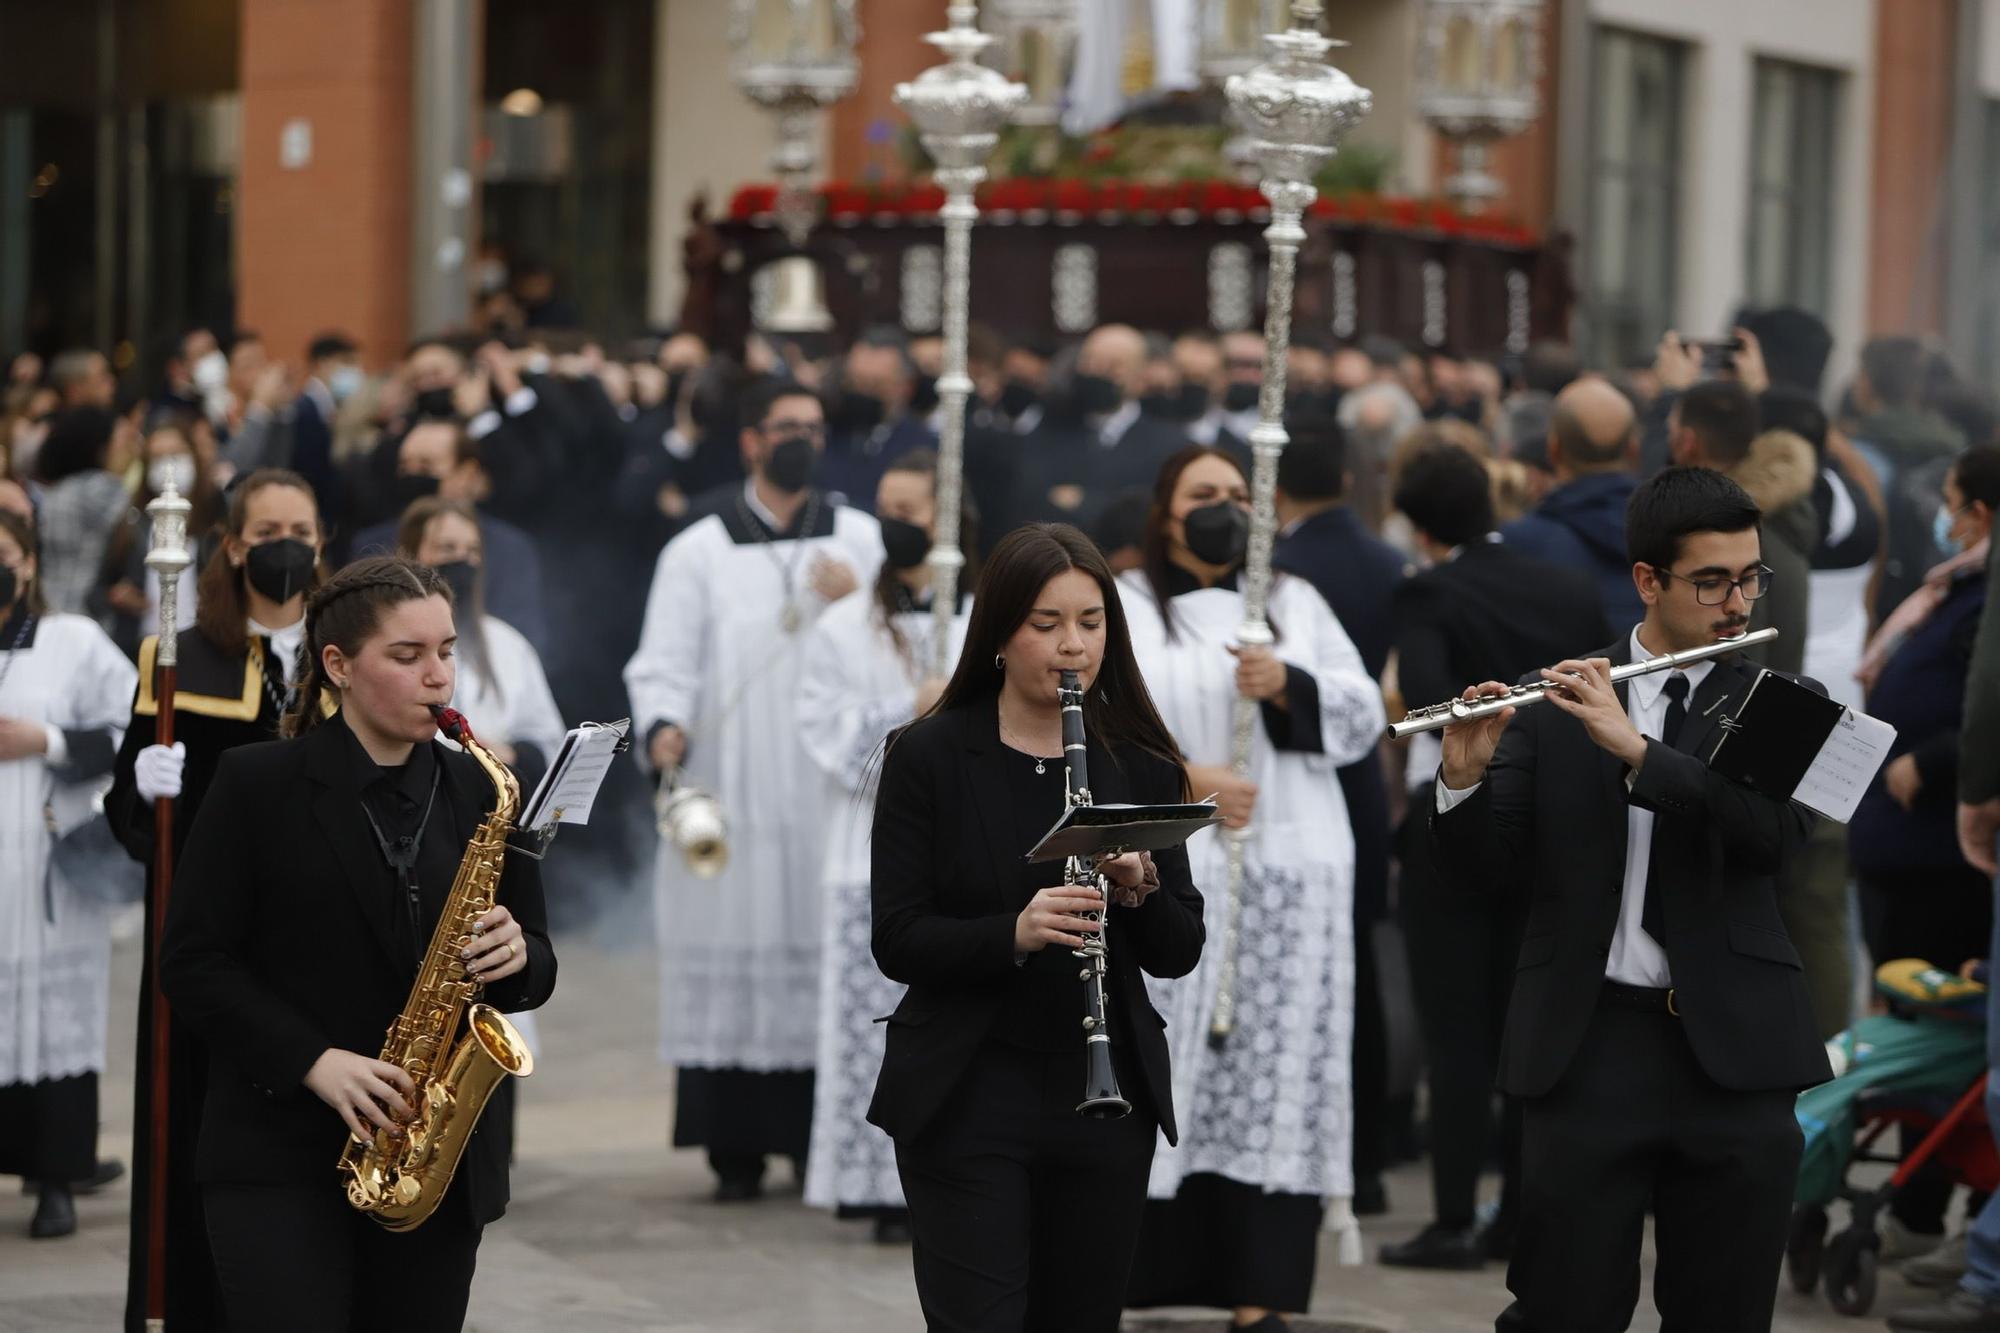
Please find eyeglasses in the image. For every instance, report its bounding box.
[760,423,826,444]
[1653,564,1775,606]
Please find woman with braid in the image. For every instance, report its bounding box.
[160,557,555,1331]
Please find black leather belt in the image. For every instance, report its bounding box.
[1601,981,1678,1017]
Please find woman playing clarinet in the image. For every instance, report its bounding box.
[868,522,1204,1332]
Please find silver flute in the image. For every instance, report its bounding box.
[1385,627,1779,740]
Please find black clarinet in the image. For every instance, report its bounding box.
[1060,669,1131,1119]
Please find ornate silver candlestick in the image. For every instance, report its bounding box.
[730,0,862,247]
[1415,0,1543,214]
[1209,0,1370,1049]
[895,3,1026,677]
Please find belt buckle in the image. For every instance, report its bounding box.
[1666,987,1679,1017]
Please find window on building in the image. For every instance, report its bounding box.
[1584,28,1686,369]
[1976,101,2000,386]
[1745,59,1841,316]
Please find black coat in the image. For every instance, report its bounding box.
[1275,505,1407,681]
[159,717,556,1225]
[1392,539,1614,715]
[1432,640,1832,1099]
[866,703,1205,1144]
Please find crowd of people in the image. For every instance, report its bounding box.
[1,282,1998,1332]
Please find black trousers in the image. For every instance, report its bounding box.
[673,1066,814,1184]
[894,1042,1157,1333]
[1497,991,1801,1333]
[0,1072,96,1182]
[1126,1173,1324,1313]
[1400,810,1523,1229]
[204,1183,482,1332]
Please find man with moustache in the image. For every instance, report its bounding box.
[1434,467,1830,1331]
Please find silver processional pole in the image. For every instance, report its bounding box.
[895,4,1026,677]
[1208,1,1372,1047]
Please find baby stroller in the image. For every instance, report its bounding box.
[1787,960,1994,1317]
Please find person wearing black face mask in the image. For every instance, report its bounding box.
[1005,324,1189,538]
[0,505,141,1248]
[819,333,937,514]
[106,470,331,1328]
[795,449,975,1245]
[1184,331,1266,471]
[395,498,563,798]
[626,379,885,1205]
[1114,446,1385,1329]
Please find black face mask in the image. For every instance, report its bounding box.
[1139,391,1181,422]
[434,559,480,612]
[1073,373,1123,417]
[245,538,318,604]
[1171,382,1211,421]
[832,390,886,435]
[393,473,442,509]
[1223,382,1261,414]
[0,565,17,614]
[880,517,931,571]
[999,379,1039,418]
[413,386,457,420]
[909,376,941,417]
[1182,500,1250,568]
[665,369,690,410]
[763,435,818,494]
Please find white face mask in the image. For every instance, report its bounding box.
[147,454,197,497]
[328,365,364,404]
[192,349,229,393]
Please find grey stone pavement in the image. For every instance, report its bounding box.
[0,904,1924,1332]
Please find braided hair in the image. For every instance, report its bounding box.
[281,556,453,738]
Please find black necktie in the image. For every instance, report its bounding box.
[1641,673,1690,945]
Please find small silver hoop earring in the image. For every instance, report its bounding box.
[993,653,1005,672]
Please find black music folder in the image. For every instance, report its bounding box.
[1704,670,1896,823]
[1026,801,1223,863]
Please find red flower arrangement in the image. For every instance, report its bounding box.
[725,179,1538,246]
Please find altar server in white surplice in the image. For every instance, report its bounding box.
[0,507,139,1239]
[797,450,973,1243]
[1117,446,1383,1327]
[626,380,882,1201]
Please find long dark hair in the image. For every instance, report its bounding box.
[282,556,453,738]
[194,468,323,660]
[1137,443,1282,643]
[873,449,981,665]
[924,523,1185,782]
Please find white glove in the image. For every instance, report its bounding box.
[134,742,186,804]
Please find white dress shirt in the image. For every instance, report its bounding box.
[1437,626,1713,987]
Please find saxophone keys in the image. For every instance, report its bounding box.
[394,1176,423,1206]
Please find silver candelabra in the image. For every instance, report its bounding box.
[895,3,1027,677]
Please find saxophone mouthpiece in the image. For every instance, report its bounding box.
[431,705,469,742]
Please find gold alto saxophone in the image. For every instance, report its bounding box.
[338,705,536,1231]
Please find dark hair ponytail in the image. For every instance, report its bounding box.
[282,556,453,738]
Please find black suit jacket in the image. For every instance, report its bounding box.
[1392,540,1614,717]
[1005,413,1188,536]
[159,718,556,1224]
[867,703,1205,1144]
[1432,639,1832,1100]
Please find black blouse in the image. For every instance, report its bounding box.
[992,751,1083,1051]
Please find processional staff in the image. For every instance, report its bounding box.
[141,479,193,1332]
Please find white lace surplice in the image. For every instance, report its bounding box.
[795,591,970,1211]
[0,615,138,1088]
[625,508,883,1071]
[1116,571,1383,1200]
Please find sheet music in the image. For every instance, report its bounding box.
[522,719,630,832]
[1793,708,1897,823]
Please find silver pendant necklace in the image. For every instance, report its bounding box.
[997,713,1058,774]
[736,491,820,635]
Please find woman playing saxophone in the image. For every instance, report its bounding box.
[160,557,555,1332]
